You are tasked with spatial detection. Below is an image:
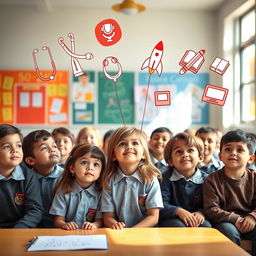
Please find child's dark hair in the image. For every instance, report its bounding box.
[52,127,75,144]
[164,132,204,164]
[150,127,173,139]
[22,130,52,160]
[54,144,106,195]
[195,126,217,136]
[220,129,256,155]
[0,124,23,141]
[103,129,114,144]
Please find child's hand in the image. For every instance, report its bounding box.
[112,222,125,229]
[62,222,78,230]
[82,222,97,230]
[176,208,198,227]
[192,211,205,226]
[236,216,256,233]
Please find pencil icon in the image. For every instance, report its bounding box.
[179,49,206,75]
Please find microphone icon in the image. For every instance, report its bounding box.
[101,23,116,42]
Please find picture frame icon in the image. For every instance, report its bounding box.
[201,84,229,106]
[154,91,171,106]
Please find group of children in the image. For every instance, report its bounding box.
[0,123,255,254]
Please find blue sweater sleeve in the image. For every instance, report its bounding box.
[159,170,179,220]
[13,167,43,228]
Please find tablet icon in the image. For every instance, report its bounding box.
[201,84,229,106]
[154,91,171,106]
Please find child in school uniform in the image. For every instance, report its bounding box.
[0,124,43,228]
[203,130,256,255]
[101,127,163,229]
[159,132,211,227]
[52,127,75,168]
[50,144,105,230]
[148,127,173,174]
[22,129,63,228]
[195,127,223,174]
[75,127,102,148]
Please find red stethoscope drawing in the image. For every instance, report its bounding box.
[32,46,56,81]
[102,56,122,82]
[58,33,93,76]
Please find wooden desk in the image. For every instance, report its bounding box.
[0,228,249,256]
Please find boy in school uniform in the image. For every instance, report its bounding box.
[203,129,256,255]
[159,132,211,227]
[195,127,223,174]
[148,127,173,174]
[0,124,43,228]
[22,129,63,228]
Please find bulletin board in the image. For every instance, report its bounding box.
[0,70,69,125]
[98,71,134,124]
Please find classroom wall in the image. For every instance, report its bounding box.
[0,5,220,137]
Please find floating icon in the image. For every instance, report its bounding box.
[32,46,56,81]
[102,56,122,83]
[95,19,122,46]
[210,57,230,75]
[201,84,229,106]
[141,41,164,76]
[154,91,171,106]
[179,49,205,75]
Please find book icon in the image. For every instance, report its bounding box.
[179,49,205,74]
[210,57,230,75]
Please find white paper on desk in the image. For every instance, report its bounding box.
[27,235,108,251]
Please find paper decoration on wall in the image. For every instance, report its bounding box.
[179,49,205,75]
[58,33,93,76]
[95,19,122,46]
[201,84,229,106]
[32,46,56,81]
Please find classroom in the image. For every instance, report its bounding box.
[0,0,255,255]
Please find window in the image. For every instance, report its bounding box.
[239,8,256,123]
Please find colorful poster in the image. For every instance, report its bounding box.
[0,70,69,125]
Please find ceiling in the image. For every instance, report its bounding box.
[0,0,225,12]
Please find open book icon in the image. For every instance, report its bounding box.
[210,57,230,75]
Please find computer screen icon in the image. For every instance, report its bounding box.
[201,84,229,106]
[154,91,171,106]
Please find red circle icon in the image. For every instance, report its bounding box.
[95,19,122,47]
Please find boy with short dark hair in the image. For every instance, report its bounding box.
[195,126,223,174]
[23,129,63,227]
[203,129,256,255]
[148,127,173,174]
[0,124,43,228]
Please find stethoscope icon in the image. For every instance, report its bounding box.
[102,56,122,83]
[32,46,56,81]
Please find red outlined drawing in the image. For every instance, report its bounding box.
[95,19,122,46]
[154,91,171,106]
[179,49,205,75]
[210,57,230,75]
[32,46,56,81]
[201,84,229,106]
[102,56,122,83]
[141,41,164,76]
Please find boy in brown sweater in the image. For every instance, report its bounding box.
[203,129,256,255]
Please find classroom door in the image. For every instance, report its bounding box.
[15,84,46,124]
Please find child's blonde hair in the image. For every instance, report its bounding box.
[75,127,102,148]
[102,127,161,190]
[164,132,204,164]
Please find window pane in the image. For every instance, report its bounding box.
[241,44,255,83]
[241,83,255,122]
[241,10,255,43]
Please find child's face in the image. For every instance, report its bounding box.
[169,139,203,173]
[113,133,145,169]
[53,133,73,160]
[196,132,217,157]
[30,137,60,168]
[0,134,23,174]
[149,132,171,157]
[219,141,255,170]
[79,129,99,146]
[69,153,102,188]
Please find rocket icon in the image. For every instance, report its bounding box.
[141,41,163,76]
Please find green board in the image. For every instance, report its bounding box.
[98,72,134,124]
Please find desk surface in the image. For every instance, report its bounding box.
[0,227,249,256]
